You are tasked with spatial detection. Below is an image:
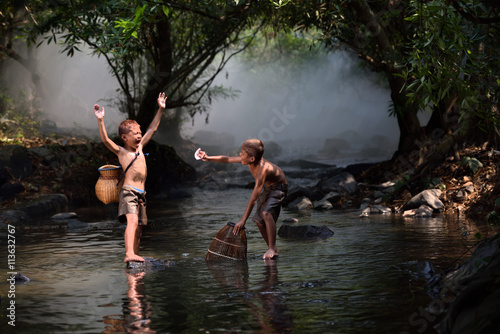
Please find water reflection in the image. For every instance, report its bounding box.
[207,260,293,333]
[255,260,293,333]
[103,271,155,334]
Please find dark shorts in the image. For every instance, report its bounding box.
[118,185,147,226]
[252,184,288,225]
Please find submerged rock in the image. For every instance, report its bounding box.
[67,219,89,231]
[403,204,434,218]
[12,273,30,283]
[278,224,334,239]
[0,210,29,227]
[318,171,359,196]
[51,212,78,220]
[393,260,436,281]
[126,257,175,271]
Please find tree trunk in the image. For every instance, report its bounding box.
[136,19,173,128]
[351,1,424,155]
[157,107,184,144]
[388,75,423,155]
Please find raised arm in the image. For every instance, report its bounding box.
[94,104,120,154]
[141,92,167,146]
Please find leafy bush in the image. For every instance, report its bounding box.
[460,156,483,174]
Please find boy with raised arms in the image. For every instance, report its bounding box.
[94,92,167,263]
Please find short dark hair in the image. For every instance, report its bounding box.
[242,139,264,162]
[118,120,140,136]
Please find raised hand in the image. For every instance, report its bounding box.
[157,92,167,109]
[94,104,104,120]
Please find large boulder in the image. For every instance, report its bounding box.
[0,145,33,179]
[28,146,58,167]
[317,171,359,196]
[0,182,24,201]
[282,186,315,207]
[436,233,500,333]
[287,196,313,210]
[405,189,444,211]
[21,194,68,216]
[144,141,197,196]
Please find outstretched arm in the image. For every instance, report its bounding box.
[94,104,120,154]
[197,150,242,163]
[141,92,167,146]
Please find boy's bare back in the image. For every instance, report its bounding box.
[197,139,287,259]
[249,159,287,188]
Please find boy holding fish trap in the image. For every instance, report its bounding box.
[197,139,288,259]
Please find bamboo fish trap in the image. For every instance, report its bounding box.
[95,165,123,204]
[206,222,247,261]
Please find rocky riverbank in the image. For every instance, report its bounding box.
[0,139,196,220]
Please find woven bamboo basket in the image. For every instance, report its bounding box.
[95,165,123,204]
[206,222,247,261]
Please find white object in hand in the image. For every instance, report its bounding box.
[194,148,203,160]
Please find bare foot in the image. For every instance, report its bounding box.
[124,254,145,263]
[263,249,279,260]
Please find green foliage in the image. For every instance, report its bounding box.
[486,197,500,225]
[114,4,148,39]
[394,174,411,193]
[486,211,499,223]
[401,0,500,131]
[460,156,483,174]
[381,174,411,202]
[0,91,42,143]
[424,176,446,190]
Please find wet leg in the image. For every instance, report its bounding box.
[261,211,278,259]
[134,225,143,256]
[124,213,145,263]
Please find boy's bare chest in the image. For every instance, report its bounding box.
[119,152,147,172]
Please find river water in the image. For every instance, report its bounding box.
[1,177,498,333]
